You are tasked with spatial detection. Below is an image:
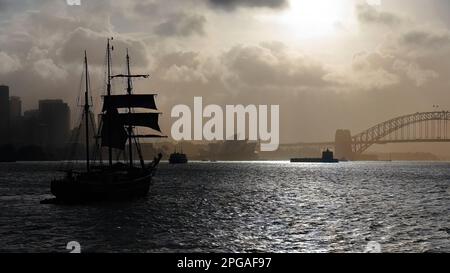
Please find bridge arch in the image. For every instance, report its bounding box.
[352,111,450,154]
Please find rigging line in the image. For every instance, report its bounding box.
[87,111,97,161]
[133,133,145,168]
[95,117,104,164]
[103,48,108,96]
[63,118,82,171]
[72,65,85,127]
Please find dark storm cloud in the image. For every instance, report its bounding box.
[155,13,206,37]
[207,0,288,10]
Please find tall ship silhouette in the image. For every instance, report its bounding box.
[47,39,165,203]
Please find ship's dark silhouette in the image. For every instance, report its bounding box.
[45,39,165,204]
[291,149,339,163]
[169,143,188,164]
[169,152,188,164]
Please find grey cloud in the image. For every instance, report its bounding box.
[0,0,7,9]
[356,4,403,26]
[58,27,149,68]
[222,44,329,88]
[0,3,150,111]
[155,13,206,37]
[326,48,441,90]
[157,51,201,69]
[0,51,21,74]
[134,1,160,17]
[207,0,288,10]
[401,30,450,49]
[0,0,21,12]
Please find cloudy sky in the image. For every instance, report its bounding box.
[1,0,450,152]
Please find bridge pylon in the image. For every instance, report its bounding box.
[335,129,354,160]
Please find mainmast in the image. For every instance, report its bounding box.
[84,51,90,173]
[100,43,166,169]
[109,50,149,168]
[106,38,113,167]
[126,49,133,168]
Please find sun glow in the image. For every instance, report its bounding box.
[263,0,352,39]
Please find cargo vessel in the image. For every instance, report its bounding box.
[291,149,339,163]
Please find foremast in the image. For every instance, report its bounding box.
[84,51,91,173]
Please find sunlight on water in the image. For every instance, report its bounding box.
[0,161,449,253]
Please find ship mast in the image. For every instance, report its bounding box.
[84,51,90,173]
[110,50,149,168]
[106,38,113,167]
[126,49,133,168]
[101,44,166,169]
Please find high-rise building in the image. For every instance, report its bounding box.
[38,99,71,148]
[9,96,23,146]
[23,110,41,146]
[0,85,10,145]
[9,96,22,120]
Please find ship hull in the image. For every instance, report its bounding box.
[169,158,188,164]
[169,153,188,164]
[50,169,153,203]
[290,158,339,163]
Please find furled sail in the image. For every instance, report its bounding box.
[102,95,157,111]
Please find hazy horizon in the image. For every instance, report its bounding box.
[1,0,450,155]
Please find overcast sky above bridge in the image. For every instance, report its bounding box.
[1,0,450,147]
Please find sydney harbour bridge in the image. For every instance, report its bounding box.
[289,111,450,160]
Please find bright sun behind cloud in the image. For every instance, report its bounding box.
[260,0,354,39]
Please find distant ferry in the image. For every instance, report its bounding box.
[169,143,188,164]
[291,149,339,163]
[169,152,188,164]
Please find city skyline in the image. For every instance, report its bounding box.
[1,0,450,156]
[0,85,71,149]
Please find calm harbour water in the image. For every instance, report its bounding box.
[0,161,449,253]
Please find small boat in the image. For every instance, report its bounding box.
[46,39,166,204]
[169,143,188,164]
[291,149,339,163]
[169,152,188,164]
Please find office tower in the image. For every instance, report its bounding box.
[9,96,22,120]
[8,96,23,145]
[23,110,41,146]
[0,85,10,144]
[38,99,71,148]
